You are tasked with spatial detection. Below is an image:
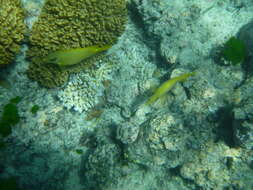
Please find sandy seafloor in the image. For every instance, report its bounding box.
[0,0,253,189]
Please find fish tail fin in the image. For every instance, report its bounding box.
[178,72,196,82]
[145,96,156,106]
[96,45,112,52]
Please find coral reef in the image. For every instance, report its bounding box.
[57,59,116,113]
[1,1,253,190]
[180,141,251,189]
[233,76,253,150]
[0,0,26,67]
[83,143,122,189]
[116,119,140,144]
[122,110,194,169]
[27,0,127,88]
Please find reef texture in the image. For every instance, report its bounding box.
[233,76,253,150]
[0,0,26,67]
[57,59,116,113]
[1,1,253,190]
[27,0,127,88]
[82,0,253,189]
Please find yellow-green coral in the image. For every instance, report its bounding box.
[27,0,127,88]
[0,0,26,67]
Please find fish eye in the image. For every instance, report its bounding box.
[47,57,58,63]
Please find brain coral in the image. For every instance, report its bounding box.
[0,0,26,67]
[27,0,127,88]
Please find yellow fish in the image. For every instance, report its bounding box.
[146,72,196,105]
[44,45,111,66]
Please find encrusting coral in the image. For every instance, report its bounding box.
[57,59,116,113]
[0,0,26,67]
[27,0,127,88]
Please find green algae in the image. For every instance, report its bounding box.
[0,97,21,137]
[30,105,40,114]
[222,37,247,65]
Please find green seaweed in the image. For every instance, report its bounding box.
[0,97,21,137]
[10,96,21,104]
[30,105,40,114]
[222,37,247,65]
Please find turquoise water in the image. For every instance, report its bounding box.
[0,0,253,189]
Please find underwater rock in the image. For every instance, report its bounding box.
[123,111,191,169]
[146,111,188,153]
[27,0,127,88]
[0,0,26,67]
[116,120,140,144]
[83,143,122,189]
[233,121,253,150]
[232,76,253,150]
[238,20,253,56]
[237,20,253,72]
[180,141,251,189]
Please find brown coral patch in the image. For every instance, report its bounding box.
[27,0,127,88]
[0,0,26,67]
